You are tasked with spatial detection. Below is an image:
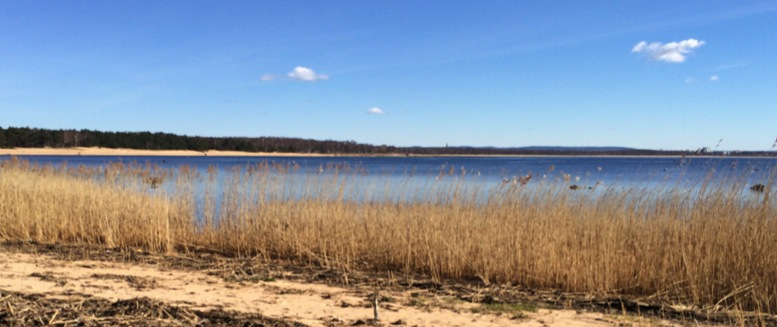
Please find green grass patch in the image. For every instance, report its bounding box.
[472,302,538,317]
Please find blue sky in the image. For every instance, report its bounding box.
[2,1,776,151]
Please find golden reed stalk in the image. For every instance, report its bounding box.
[1,157,775,313]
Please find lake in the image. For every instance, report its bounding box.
[5,154,775,190]
[4,154,775,223]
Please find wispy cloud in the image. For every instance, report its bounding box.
[260,74,277,81]
[708,61,750,72]
[632,39,705,63]
[710,75,719,81]
[685,77,697,84]
[261,67,329,82]
[367,107,385,115]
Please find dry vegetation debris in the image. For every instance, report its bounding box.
[4,241,775,326]
[0,289,306,326]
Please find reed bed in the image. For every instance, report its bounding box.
[1,157,776,314]
[0,158,191,253]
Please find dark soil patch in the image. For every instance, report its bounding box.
[90,273,158,291]
[29,271,67,287]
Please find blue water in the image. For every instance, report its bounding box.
[5,155,774,221]
[6,155,775,189]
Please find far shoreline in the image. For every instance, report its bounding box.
[0,147,773,159]
[0,147,329,157]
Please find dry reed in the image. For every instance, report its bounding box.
[1,157,775,314]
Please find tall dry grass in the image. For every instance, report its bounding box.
[0,158,192,253]
[1,157,776,313]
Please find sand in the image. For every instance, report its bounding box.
[0,247,663,327]
[0,147,330,157]
[0,147,708,158]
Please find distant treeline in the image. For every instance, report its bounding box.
[0,126,384,154]
[1,126,775,156]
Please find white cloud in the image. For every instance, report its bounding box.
[685,77,697,84]
[710,75,719,81]
[261,74,277,81]
[709,61,749,72]
[261,67,329,82]
[632,38,705,63]
[287,66,328,82]
[367,107,385,115]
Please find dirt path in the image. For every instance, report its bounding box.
[0,248,650,327]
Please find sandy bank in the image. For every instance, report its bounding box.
[1,147,755,159]
[0,247,643,327]
[0,147,330,157]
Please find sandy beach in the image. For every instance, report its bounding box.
[0,243,667,327]
[0,147,706,158]
[0,147,331,157]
